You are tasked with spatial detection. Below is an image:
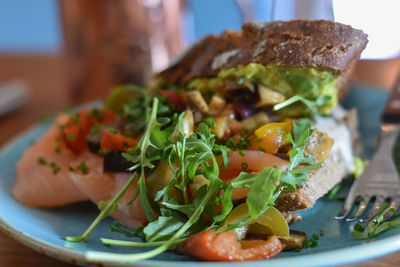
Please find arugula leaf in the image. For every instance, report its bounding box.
[246,167,281,218]
[81,94,319,263]
[273,95,331,117]
[108,221,143,238]
[327,183,345,200]
[123,98,169,221]
[286,119,315,170]
[143,216,185,242]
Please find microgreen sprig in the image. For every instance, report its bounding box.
[273,95,331,117]
[65,173,138,242]
[351,202,400,239]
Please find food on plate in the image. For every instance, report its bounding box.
[14,115,89,207]
[13,20,368,262]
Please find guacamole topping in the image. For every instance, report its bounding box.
[187,63,339,115]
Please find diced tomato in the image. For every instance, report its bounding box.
[182,230,284,261]
[219,168,242,182]
[61,109,117,154]
[100,129,138,152]
[160,90,183,106]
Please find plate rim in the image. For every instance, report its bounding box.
[1,107,400,267]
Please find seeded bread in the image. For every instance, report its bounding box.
[159,20,368,95]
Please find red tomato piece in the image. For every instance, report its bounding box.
[182,230,284,261]
[61,109,117,154]
[100,129,138,151]
[160,90,183,106]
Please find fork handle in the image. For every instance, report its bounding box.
[382,70,400,123]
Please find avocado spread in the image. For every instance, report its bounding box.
[187,63,339,115]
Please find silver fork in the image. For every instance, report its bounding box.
[336,72,400,222]
[335,124,400,222]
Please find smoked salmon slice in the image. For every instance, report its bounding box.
[13,115,88,207]
[68,151,147,229]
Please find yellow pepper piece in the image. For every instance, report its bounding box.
[225,203,289,238]
[253,122,292,154]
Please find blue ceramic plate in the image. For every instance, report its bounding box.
[1,87,399,266]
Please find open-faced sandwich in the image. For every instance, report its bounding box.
[13,20,368,262]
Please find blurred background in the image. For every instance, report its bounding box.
[0,0,399,146]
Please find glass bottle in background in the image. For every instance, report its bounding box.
[61,0,186,103]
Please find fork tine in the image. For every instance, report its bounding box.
[346,196,371,222]
[335,196,357,220]
[359,196,384,222]
[390,197,400,212]
[383,197,400,221]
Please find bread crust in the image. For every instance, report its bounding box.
[159,20,368,86]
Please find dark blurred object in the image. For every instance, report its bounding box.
[61,0,186,102]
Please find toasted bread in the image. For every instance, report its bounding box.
[159,20,368,96]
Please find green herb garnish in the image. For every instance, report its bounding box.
[67,100,319,263]
[66,134,75,141]
[241,162,248,171]
[76,161,89,175]
[49,162,60,174]
[273,95,331,117]
[258,146,266,152]
[351,202,400,239]
[108,221,143,238]
[38,157,46,165]
[303,238,318,248]
[55,146,61,153]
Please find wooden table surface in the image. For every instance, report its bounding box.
[0,55,400,267]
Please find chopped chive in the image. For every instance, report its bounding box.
[258,146,266,152]
[90,124,101,134]
[49,162,60,174]
[76,161,90,175]
[239,150,245,156]
[106,127,118,134]
[241,162,248,171]
[55,146,61,153]
[303,239,318,248]
[71,115,79,124]
[38,157,47,165]
[90,109,104,120]
[312,233,319,240]
[66,134,75,141]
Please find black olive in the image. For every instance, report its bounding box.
[103,151,133,173]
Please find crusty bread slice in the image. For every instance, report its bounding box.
[275,108,360,212]
[275,150,346,211]
[159,20,368,96]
